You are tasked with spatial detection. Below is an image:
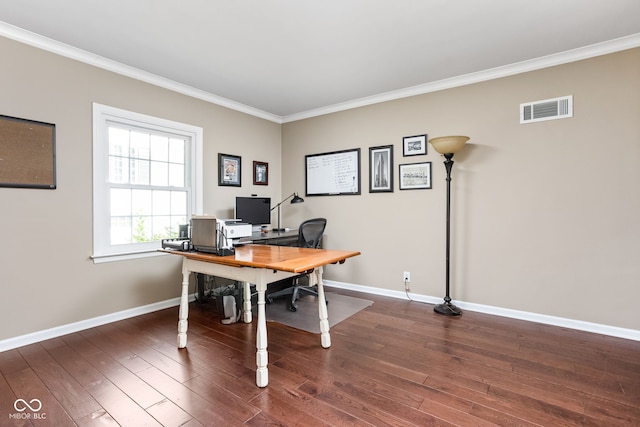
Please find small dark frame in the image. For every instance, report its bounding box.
[218,153,241,187]
[253,161,268,185]
[403,134,427,156]
[369,145,393,193]
[0,114,56,189]
[399,162,432,190]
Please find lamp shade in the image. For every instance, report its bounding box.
[429,136,469,155]
[291,193,304,204]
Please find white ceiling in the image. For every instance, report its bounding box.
[2,1,640,122]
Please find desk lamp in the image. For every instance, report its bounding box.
[428,136,469,316]
[271,192,304,231]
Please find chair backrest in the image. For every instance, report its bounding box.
[297,218,327,248]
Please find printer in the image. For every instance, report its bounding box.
[216,218,252,248]
[191,215,251,255]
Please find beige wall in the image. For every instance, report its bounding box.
[1,35,638,342]
[0,37,282,341]
[282,48,640,330]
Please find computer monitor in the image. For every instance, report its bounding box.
[235,196,271,226]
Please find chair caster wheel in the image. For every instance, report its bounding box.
[289,304,297,312]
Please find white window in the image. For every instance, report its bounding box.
[93,103,202,262]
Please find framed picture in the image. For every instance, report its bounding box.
[253,161,268,185]
[399,162,432,190]
[218,153,241,186]
[403,134,427,156]
[0,114,56,189]
[369,145,393,193]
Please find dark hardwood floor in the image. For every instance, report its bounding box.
[1,288,639,426]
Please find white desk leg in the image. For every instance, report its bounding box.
[242,281,253,323]
[255,282,268,387]
[177,265,190,348]
[315,267,331,348]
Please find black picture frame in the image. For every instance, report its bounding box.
[399,162,432,190]
[369,145,393,193]
[305,148,361,196]
[403,134,427,156]
[253,161,268,185]
[218,153,241,187]
[0,114,56,189]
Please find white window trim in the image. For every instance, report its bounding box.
[92,103,203,263]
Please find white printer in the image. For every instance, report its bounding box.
[216,218,252,248]
[191,215,251,255]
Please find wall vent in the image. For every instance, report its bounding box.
[520,95,573,124]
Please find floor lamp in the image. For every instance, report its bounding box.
[271,192,304,232]
[428,136,469,316]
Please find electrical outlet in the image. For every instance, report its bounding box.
[403,271,411,282]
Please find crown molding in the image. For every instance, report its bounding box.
[281,33,640,123]
[0,21,283,124]
[3,21,639,125]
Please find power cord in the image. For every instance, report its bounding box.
[404,278,415,302]
[404,278,432,306]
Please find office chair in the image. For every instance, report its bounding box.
[266,218,327,312]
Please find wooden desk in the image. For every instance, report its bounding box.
[163,244,360,387]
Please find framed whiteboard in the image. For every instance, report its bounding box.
[305,148,361,196]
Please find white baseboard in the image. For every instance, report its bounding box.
[0,295,195,353]
[2,282,638,353]
[325,280,640,342]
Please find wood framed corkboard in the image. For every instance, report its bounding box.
[0,114,56,189]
